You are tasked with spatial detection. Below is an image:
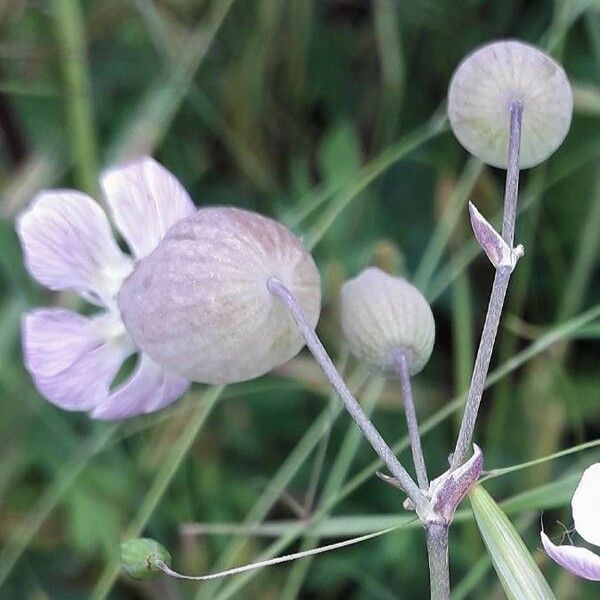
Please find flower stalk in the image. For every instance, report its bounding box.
[267,276,431,518]
[393,350,429,490]
[451,100,523,469]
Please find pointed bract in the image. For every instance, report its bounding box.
[468,202,524,272]
[430,444,483,524]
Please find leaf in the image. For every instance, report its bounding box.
[469,485,556,600]
[318,121,361,185]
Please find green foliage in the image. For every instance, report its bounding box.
[469,485,555,600]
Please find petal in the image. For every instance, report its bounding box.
[17,191,133,306]
[92,353,190,421]
[22,309,134,411]
[541,532,600,581]
[101,157,195,259]
[572,463,600,546]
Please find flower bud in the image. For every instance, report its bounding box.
[448,40,572,169]
[340,268,434,375]
[118,207,321,384]
[120,538,172,580]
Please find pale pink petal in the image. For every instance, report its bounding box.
[17,191,132,306]
[572,463,600,546]
[101,157,195,259]
[22,309,134,411]
[92,353,190,420]
[541,532,600,581]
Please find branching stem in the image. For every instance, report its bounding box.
[267,277,430,517]
[393,351,429,490]
[451,100,523,468]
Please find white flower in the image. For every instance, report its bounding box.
[541,463,600,581]
[18,157,195,420]
[18,157,322,420]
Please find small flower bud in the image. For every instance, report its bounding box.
[118,207,321,384]
[448,40,573,169]
[340,268,435,376]
[120,538,172,580]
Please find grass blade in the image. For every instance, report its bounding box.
[90,385,224,600]
[469,485,555,600]
[53,0,99,195]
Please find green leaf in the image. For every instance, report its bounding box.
[469,485,555,600]
[318,121,361,185]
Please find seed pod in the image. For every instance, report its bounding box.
[448,40,572,169]
[120,538,172,580]
[340,268,434,376]
[118,206,321,384]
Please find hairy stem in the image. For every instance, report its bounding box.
[426,523,450,600]
[393,351,429,490]
[451,101,523,468]
[267,277,430,517]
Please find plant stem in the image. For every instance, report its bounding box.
[267,277,430,517]
[426,524,450,600]
[90,387,223,600]
[500,102,523,245]
[53,0,99,197]
[451,101,523,469]
[393,351,429,490]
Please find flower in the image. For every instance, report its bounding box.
[18,157,322,421]
[18,157,194,420]
[541,463,600,581]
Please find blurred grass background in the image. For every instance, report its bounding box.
[0,0,599,598]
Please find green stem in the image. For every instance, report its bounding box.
[211,302,600,599]
[306,110,448,250]
[0,424,119,588]
[53,0,99,196]
[90,386,223,600]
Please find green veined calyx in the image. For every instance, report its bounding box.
[340,267,435,376]
[448,39,573,169]
[118,206,321,384]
